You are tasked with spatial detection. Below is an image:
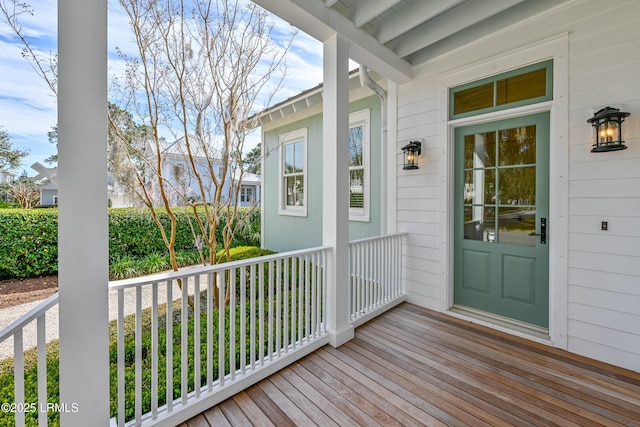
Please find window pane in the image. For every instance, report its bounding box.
[463,206,495,242]
[498,166,535,205]
[284,141,304,173]
[496,68,546,105]
[464,132,496,169]
[499,125,536,166]
[285,175,304,206]
[464,169,496,205]
[497,207,536,246]
[350,169,364,208]
[349,125,364,166]
[454,82,493,115]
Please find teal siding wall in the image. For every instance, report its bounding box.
[262,95,382,252]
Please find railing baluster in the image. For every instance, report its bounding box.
[249,264,256,370]
[135,286,142,422]
[275,260,281,357]
[283,257,289,354]
[181,276,188,404]
[207,273,213,391]
[230,267,236,381]
[291,257,297,349]
[240,266,247,375]
[218,271,226,386]
[14,330,24,427]
[259,260,265,366]
[166,280,173,412]
[194,275,201,397]
[152,282,158,418]
[117,288,125,427]
[36,313,47,427]
[268,260,273,361]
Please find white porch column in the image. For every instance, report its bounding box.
[323,34,355,347]
[58,0,110,425]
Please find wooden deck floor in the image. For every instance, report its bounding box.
[180,303,640,426]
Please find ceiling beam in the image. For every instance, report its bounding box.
[375,0,464,44]
[351,0,402,28]
[389,0,524,58]
[252,0,413,83]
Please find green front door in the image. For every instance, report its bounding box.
[454,112,549,328]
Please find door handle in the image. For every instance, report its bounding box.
[528,217,547,244]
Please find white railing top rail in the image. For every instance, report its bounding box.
[348,233,406,245]
[108,245,332,291]
[0,292,59,343]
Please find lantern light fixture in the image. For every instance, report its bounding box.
[587,106,630,153]
[402,140,421,170]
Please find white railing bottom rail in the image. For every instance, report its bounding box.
[109,246,330,427]
[349,233,406,326]
[0,293,59,427]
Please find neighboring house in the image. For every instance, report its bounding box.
[0,170,15,185]
[148,136,261,208]
[33,2,640,424]
[257,71,383,251]
[39,181,58,206]
[235,169,261,207]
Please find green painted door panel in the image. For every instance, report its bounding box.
[454,112,549,327]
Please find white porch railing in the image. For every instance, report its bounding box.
[109,246,331,427]
[349,233,406,327]
[0,293,59,427]
[0,234,405,427]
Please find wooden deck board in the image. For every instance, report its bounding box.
[185,303,640,426]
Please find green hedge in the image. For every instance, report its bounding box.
[0,207,261,280]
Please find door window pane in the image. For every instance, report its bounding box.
[464,132,496,169]
[498,166,536,205]
[464,206,495,242]
[497,207,536,246]
[499,125,536,166]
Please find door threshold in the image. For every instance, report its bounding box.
[450,305,550,341]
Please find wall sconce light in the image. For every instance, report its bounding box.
[588,106,630,152]
[402,140,421,170]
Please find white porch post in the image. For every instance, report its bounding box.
[58,0,110,425]
[323,34,355,347]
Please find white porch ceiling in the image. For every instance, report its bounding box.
[253,0,568,83]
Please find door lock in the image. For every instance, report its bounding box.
[529,217,547,244]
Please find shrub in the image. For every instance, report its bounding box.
[0,207,261,280]
[0,209,58,279]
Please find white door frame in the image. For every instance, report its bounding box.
[436,33,570,348]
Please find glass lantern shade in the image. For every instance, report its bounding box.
[588,107,630,152]
[402,141,421,170]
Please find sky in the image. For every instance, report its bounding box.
[0,0,325,176]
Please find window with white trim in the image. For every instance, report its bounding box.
[349,109,370,221]
[279,128,307,216]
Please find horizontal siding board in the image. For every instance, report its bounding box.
[569,178,640,198]
[568,302,640,336]
[568,319,640,356]
[569,158,640,181]
[568,216,640,237]
[567,336,640,374]
[568,233,640,257]
[568,269,640,296]
[568,285,640,316]
[569,251,640,276]
[569,198,640,217]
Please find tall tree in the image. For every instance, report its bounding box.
[0,126,29,172]
[115,0,294,306]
